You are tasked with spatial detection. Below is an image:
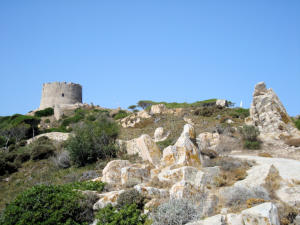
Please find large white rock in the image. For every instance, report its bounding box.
[154,127,169,142]
[134,184,169,199]
[120,110,152,128]
[102,160,131,184]
[27,132,70,144]
[150,104,167,114]
[249,82,300,146]
[216,99,228,108]
[124,134,161,166]
[226,213,243,225]
[121,164,151,187]
[241,202,280,225]
[93,190,125,210]
[162,124,201,168]
[197,132,220,151]
[170,180,201,199]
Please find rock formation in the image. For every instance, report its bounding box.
[248,82,300,146]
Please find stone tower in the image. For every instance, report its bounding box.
[39,82,82,109]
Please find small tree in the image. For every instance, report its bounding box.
[128,105,137,111]
[137,100,153,109]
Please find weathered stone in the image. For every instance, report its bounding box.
[197,132,220,151]
[27,132,70,144]
[162,124,201,168]
[134,184,169,199]
[170,181,200,199]
[93,190,125,210]
[241,202,280,225]
[121,165,151,187]
[249,82,300,146]
[124,134,161,166]
[120,110,152,128]
[102,160,131,184]
[226,213,243,225]
[154,127,169,142]
[276,185,300,208]
[216,99,228,108]
[150,104,167,114]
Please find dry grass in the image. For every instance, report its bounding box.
[246,198,266,208]
[263,165,282,198]
[258,152,273,157]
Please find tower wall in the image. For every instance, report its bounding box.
[39,82,82,109]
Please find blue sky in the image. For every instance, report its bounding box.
[0,0,299,116]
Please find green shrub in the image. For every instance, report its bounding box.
[31,144,55,161]
[0,184,94,225]
[230,108,250,119]
[44,118,50,123]
[62,113,85,127]
[0,158,18,176]
[194,106,219,117]
[113,110,129,120]
[295,119,300,130]
[117,189,145,210]
[157,139,173,150]
[96,203,147,225]
[34,107,54,117]
[240,125,259,142]
[15,152,31,163]
[66,116,119,166]
[244,140,260,150]
[239,125,260,150]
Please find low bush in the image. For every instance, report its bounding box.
[0,184,94,225]
[151,198,202,225]
[113,110,130,120]
[0,158,19,176]
[66,116,119,166]
[96,203,147,225]
[229,108,250,119]
[295,119,300,130]
[117,189,145,210]
[65,180,105,192]
[157,139,173,150]
[31,144,55,161]
[239,125,260,150]
[194,106,219,117]
[15,152,31,163]
[244,140,260,150]
[34,107,54,117]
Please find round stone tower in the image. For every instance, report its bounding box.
[39,82,82,109]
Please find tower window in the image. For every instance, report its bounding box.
[62,93,64,97]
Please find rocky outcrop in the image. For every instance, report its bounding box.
[150,104,168,114]
[121,164,151,187]
[27,132,70,144]
[188,203,279,225]
[249,82,300,146]
[216,99,228,108]
[123,134,161,166]
[162,124,201,168]
[93,190,125,210]
[197,132,220,151]
[153,127,169,142]
[120,110,153,128]
[101,160,131,184]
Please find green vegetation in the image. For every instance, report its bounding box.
[66,115,119,166]
[96,204,147,225]
[137,99,217,110]
[229,108,250,119]
[157,139,173,150]
[295,118,300,130]
[239,125,260,149]
[113,110,130,120]
[0,183,102,225]
[0,114,40,147]
[34,107,54,117]
[116,189,145,210]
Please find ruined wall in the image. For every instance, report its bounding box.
[39,82,82,109]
